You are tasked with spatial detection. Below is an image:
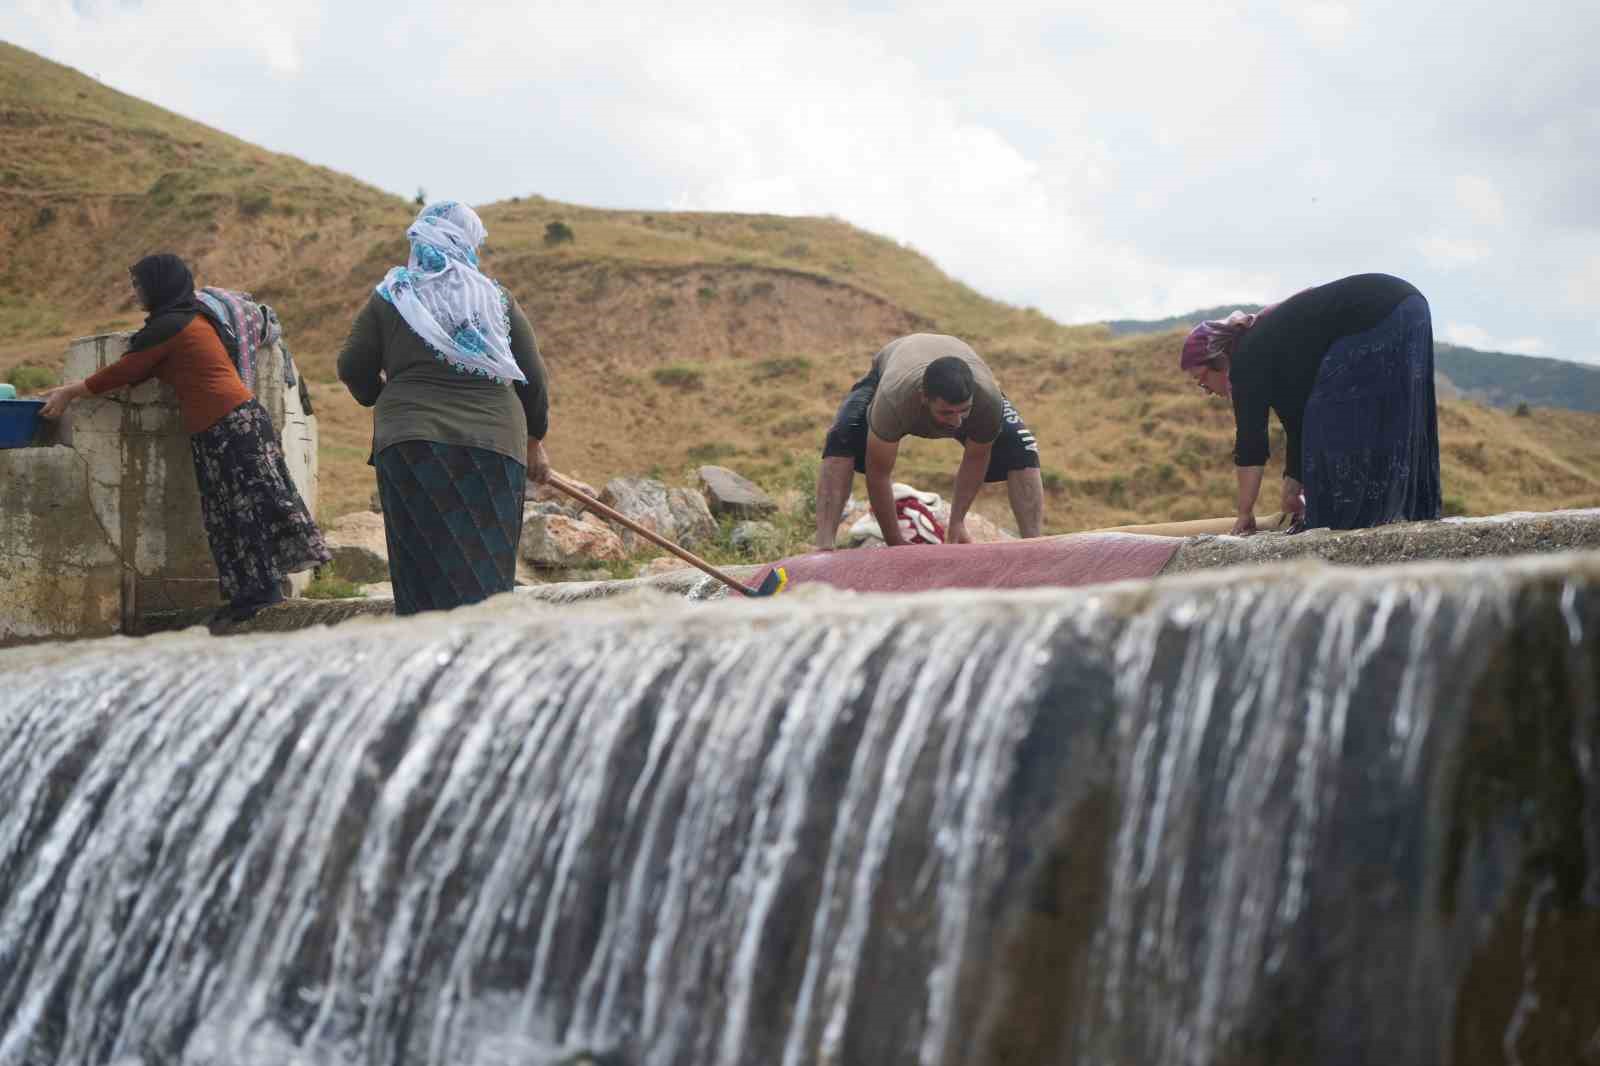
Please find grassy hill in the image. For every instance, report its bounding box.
[1433,343,1600,414]
[3,40,1597,545]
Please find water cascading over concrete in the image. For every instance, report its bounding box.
[1,553,1596,1065]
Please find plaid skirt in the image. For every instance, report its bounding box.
[1301,294,1442,530]
[190,399,331,603]
[374,440,526,616]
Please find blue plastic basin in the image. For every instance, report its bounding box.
[0,399,45,448]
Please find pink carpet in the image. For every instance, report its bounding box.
[757,533,1183,594]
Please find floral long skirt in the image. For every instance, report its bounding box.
[190,399,331,603]
[1300,294,1442,530]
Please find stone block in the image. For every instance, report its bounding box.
[697,465,777,518]
[665,486,717,548]
[528,476,597,504]
[730,520,782,557]
[522,514,626,568]
[599,477,687,553]
[323,512,391,584]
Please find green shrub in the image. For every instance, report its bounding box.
[687,441,738,462]
[772,415,814,436]
[735,281,776,304]
[6,364,57,393]
[696,286,717,301]
[1442,494,1470,517]
[751,356,812,381]
[1041,468,1069,494]
[543,220,575,246]
[653,364,704,390]
[304,566,363,600]
[1514,402,1532,417]
[33,205,56,229]
[238,190,273,217]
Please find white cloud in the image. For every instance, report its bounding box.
[17,0,322,78]
[10,0,325,158]
[2,0,1598,361]
[1563,255,1600,309]
[1292,3,1355,45]
[1454,175,1505,227]
[1418,236,1490,269]
[1441,323,1547,355]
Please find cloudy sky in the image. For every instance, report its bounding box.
[7,0,1597,361]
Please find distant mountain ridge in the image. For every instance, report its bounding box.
[1105,307,1600,415]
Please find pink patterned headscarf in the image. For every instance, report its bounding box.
[1179,310,1258,370]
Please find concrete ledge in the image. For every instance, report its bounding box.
[140,563,764,636]
[1162,508,1600,575]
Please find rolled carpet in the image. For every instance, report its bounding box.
[756,532,1183,595]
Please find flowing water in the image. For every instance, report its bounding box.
[1,555,1597,1066]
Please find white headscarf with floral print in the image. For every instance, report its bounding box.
[376,201,525,384]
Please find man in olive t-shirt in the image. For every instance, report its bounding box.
[816,333,1044,550]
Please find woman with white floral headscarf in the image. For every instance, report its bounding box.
[338,201,551,615]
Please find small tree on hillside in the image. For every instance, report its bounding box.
[544,220,575,246]
[414,187,427,208]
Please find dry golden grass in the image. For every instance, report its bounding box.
[2,40,1596,535]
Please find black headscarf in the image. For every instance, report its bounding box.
[127,253,204,353]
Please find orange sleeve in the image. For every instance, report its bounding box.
[84,335,174,395]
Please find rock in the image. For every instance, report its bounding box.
[527,476,598,504]
[599,477,673,553]
[524,500,572,520]
[521,514,626,568]
[963,513,1017,543]
[599,477,716,553]
[666,487,718,548]
[730,520,782,557]
[361,581,393,600]
[322,512,390,583]
[697,465,776,519]
[638,556,692,577]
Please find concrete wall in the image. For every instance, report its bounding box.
[250,342,319,517]
[0,332,319,644]
[0,446,126,642]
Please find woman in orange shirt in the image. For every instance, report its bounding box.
[40,253,330,622]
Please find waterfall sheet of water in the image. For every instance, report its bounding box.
[1,554,1597,1066]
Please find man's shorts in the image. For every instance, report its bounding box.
[821,367,1041,482]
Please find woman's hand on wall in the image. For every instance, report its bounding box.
[38,381,88,419]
